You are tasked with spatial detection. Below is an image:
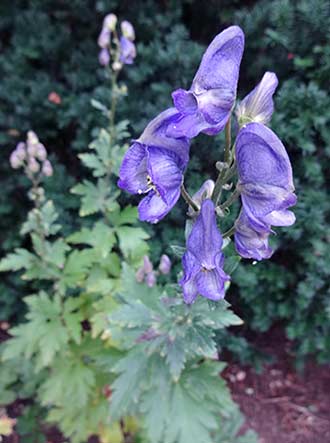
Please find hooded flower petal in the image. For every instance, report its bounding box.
[180,199,230,304]
[236,72,278,125]
[118,109,190,223]
[234,210,273,260]
[167,26,244,138]
[119,36,136,64]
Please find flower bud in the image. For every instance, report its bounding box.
[98,28,110,48]
[121,20,135,41]
[42,160,53,177]
[188,179,215,216]
[143,256,153,274]
[135,267,145,283]
[99,49,110,66]
[159,254,171,275]
[145,271,156,287]
[10,151,22,169]
[103,13,117,31]
[112,61,122,71]
[28,157,40,173]
[15,142,26,160]
[27,130,39,145]
[36,143,47,161]
[27,142,39,157]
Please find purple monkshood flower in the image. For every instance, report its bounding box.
[236,72,278,126]
[119,36,136,64]
[166,26,244,139]
[234,210,273,260]
[118,108,190,223]
[180,199,230,304]
[234,122,296,260]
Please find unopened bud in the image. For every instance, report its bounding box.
[36,143,47,161]
[112,61,122,71]
[27,130,39,145]
[145,271,156,288]
[188,180,215,216]
[159,254,171,275]
[99,49,110,66]
[10,151,22,169]
[98,28,110,49]
[135,267,145,283]
[121,20,135,41]
[15,142,26,160]
[28,157,40,173]
[103,13,117,31]
[143,256,153,274]
[42,160,53,177]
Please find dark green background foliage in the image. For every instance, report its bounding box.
[1,0,330,363]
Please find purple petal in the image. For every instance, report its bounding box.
[236,72,278,125]
[138,187,181,224]
[195,268,226,301]
[118,142,149,194]
[187,199,223,270]
[192,26,244,92]
[166,111,210,139]
[180,251,200,304]
[140,108,190,165]
[119,36,136,64]
[234,210,273,261]
[172,89,198,114]
[147,146,184,203]
[236,123,294,190]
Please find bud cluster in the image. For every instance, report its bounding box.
[136,254,171,287]
[97,13,136,70]
[9,131,53,178]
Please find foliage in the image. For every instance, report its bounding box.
[0,52,256,443]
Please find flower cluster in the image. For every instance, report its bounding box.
[118,26,296,303]
[10,131,53,178]
[136,254,171,287]
[97,13,136,70]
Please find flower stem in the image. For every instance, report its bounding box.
[212,117,232,205]
[219,188,240,210]
[223,225,236,238]
[180,184,199,212]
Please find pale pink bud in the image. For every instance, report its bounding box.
[28,157,40,173]
[159,254,171,275]
[15,142,26,160]
[99,49,110,66]
[36,143,47,161]
[145,271,156,288]
[98,28,110,48]
[27,142,39,157]
[135,267,145,283]
[121,20,135,41]
[143,256,153,274]
[103,13,117,31]
[27,130,39,145]
[10,151,22,169]
[112,61,122,71]
[42,160,53,177]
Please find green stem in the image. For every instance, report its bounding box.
[222,225,236,238]
[212,118,232,205]
[180,184,199,212]
[219,188,240,211]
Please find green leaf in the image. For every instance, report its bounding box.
[0,249,36,272]
[79,153,107,177]
[116,226,149,262]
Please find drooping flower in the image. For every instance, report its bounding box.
[234,122,296,259]
[234,210,273,260]
[118,108,190,223]
[103,13,117,31]
[119,36,136,65]
[98,28,111,49]
[236,72,278,126]
[180,199,230,304]
[42,160,53,177]
[166,26,244,139]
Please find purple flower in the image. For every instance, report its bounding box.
[234,122,296,259]
[99,49,110,66]
[98,28,111,49]
[166,26,244,139]
[180,199,230,304]
[118,109,190,223]
[236,72,278,126]
[121,20,135,41]
[234,210,273,260]
[188,179,215,216]
[159,254,171,274]
[119,36,136,65]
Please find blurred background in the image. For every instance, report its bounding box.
[0,0,330,441]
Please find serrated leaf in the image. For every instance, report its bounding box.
[0,249,36,272]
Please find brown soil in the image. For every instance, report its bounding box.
[223,327,330,443]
